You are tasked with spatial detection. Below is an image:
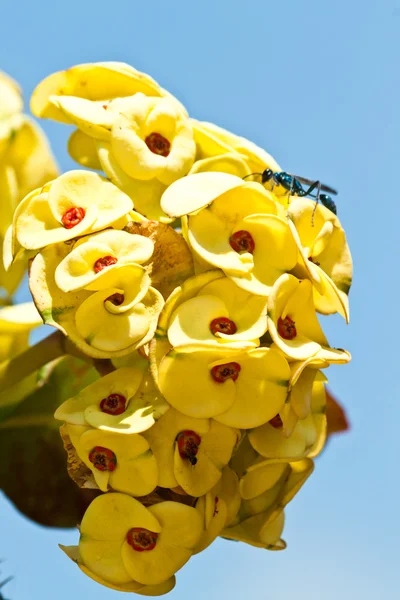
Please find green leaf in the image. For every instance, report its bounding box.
[0,355,101,527]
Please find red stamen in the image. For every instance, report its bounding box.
[176,430,201,465]
[61,207,86,229]
[145,132,171,157]
[100,393,127,415]
[127,528,158,552]
[88,446,117,471]
[93,255,118,273]
[210,317,237,336]
[105,293,124,306]
[269,414,283,429]
[277,316,297,340]
[229,230,255,254]
[213,496,219,516]
[211,362,241,383]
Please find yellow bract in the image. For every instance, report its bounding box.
[0,71,23,120]
[162,175,297,296]
[78,493,203,586]
[0,72,58,296]
[54,229,154,292]
[29,243,164,359]
[31,62,164,122]
[144,407,239,496]
[157,345,290,427]
[14,170,133,251]
[67,424,158,496]
[288,198,352,321]
[191,120,282,175]
[249,371,327,459]
[55,366,169,434]
[159,271,267,347]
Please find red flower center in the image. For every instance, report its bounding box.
[127,528,158,552]
[211,362,241,383]
[229,230,255,254]
[88,446,117,471]
[61,207,86,229]
[105,293,125,306]
[93,255,118,273]
[210,317,237,336]
[145,132,171,157]
[100,393,127,415]
[213,496,219,517]
[176,430,201,465]
[269,414,283,428]
[277,316,297,340]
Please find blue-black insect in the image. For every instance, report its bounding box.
[244,169,338,215]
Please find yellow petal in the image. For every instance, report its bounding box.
[31,62,163,120]
[214,348,290,429]
[121,501,203,585]
[68,130,103,170]
[161,172,244,217]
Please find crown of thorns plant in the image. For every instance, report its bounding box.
[0,63,352,596]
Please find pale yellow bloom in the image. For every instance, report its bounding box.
[288,198,353,322]
[77,493,203,586]
[55,366,169,435]
[157,345,290,428]
[144,407,239,496]
[158,270,267,348]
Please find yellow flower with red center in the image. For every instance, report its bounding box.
[248,370,328,460]
[267,273,352,362]
[75,493,203,586]
[13,170,132,252]
[30,243,164,358]
[161,172,298,296]
[55,366,169,435]
[54,229,154,292]
[144,407,239,497]
[288,198,353,322]
[157,270,268,348]
[67,424,158,496]
[157,345,290,428]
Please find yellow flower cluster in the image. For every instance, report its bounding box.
[0,71,58,298]
[10,62,352,595]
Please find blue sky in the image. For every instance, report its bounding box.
[1,0,399,598]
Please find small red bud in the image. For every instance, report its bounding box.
[127,528,158,552]
[229,230,255,254]
[145,132,171,157]
[176,430,201,465]
[210,317,237,336]
[277,316,297,340]
[88,446,117,471]
[269,414,283,428]
[93,255,118,273]
[100,393,127,415]
[211,362,241,383]
[61,207,86,229]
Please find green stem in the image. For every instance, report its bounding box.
[0,331,71,390]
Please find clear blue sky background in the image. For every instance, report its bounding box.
[1,0,399,598]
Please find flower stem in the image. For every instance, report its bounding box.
[0,330,84,391]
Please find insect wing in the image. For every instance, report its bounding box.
[288,173,338,195]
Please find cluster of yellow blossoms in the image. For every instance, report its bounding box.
[0,71,58,298]
[6,62,352,595]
